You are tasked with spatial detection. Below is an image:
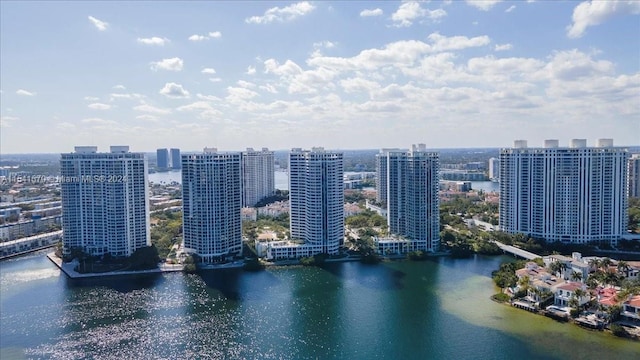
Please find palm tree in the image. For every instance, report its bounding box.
[617,260,630,277]
[549,261,565,278]
[588,258,601,272]
[571,271,583,283]
[574,288,587,306]
[601,257,613,270]
[605,272,622,287]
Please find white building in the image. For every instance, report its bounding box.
[60,146,150,257]
[629,154,640,198]
[288,147,344,256]
[242,147,275,207]
[489,157,500,181]
[182,148,243,263]
[500,139,629,245]
[376,144,440,252]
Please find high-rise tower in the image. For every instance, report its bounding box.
[181,148,243,263]
[499,139,629,244]
[376,145,440,252]
[289,147,344,255]
[242,147,275,207]
[60,146,150,257]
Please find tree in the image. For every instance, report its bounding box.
[617,260,630,277]
[570,271,582,283]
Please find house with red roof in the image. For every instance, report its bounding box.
[622,295,640,322]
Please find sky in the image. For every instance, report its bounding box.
[1,1,639,154]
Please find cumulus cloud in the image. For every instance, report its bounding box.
[188,31,223,41]
[264,59,303,76]
[109,93,144,101]
[0,116,19,128]
[177,101,223,119]
[246,1,316,24]
[201,68,217,74]
[391,2,447,27]
[88,103,111,110]
[159,82,190,98]
[567,0,640,38]
[246,66,257,75]
[88,15,108,31]
[135,114,159,122]
[494,43,513,51]
[84,96,100,101]
[137,37,169,46]
[16,89,36,96]
[360,8,383,17]
[112,85,126,90]
[466,0,503,11]
[505,5,516,13]
[150,57,184,71]
[188,34,208,41]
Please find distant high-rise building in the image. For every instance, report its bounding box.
[629,154,640,198]
[156,148,169,170]
[170,148,181,169]
[60,146,150,257]
[489,157,500,181]
[242,148,275,207]
[181,148,242,263]
[289,147,344,255]
[376,145,440,252]
[500,139,629,244]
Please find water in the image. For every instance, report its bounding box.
[471,181,500,193]
[1,252,637,359]
[148,170,290,191]
[148,171,495,194]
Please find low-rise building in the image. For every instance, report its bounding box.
[621,295,640,322]
[554,282,590,307]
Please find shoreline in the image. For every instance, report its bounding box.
[46,252,184,279]
[492,295,640,341]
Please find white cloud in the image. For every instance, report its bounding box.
[109,93,144,101]
[16,89,36,96]
[360,8,383,17]
[264,59,303,76]
[56,122,76,130]
[567,0,640,38]
[133,103,172,115]
[0,116,19,128]
[246,66,257,75]
[466,0,503,11]
[135,114,159,122]
[88,16,108,31]
[494,43,513,51]
[150,57,184,71]
[188,34,208,42]
[88,103,111,110]
[505,5,516,13]
[201,68,217,74]
[189,31,222,41]
[112,85,126,90]
[427,32,491,52]
[84,96,100,101]
[209,78,222,82]
[159,82,190,99]
[196,93,221,101]
[237,80,257,89]
[177,101,223,119]
[313,40,336,49]
[226,87,259,101]
[82,117,117,126]
[246,1,316,24]
[137,37,169,46]
[260,84,278,94]
[391,2,446,27]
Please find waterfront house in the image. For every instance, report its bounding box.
[621,295,640,322]
[554,282,590,307]
[595,287,619,308]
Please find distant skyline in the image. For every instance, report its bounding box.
[1,1,639,154]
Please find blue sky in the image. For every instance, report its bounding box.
[1,1,639,153]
